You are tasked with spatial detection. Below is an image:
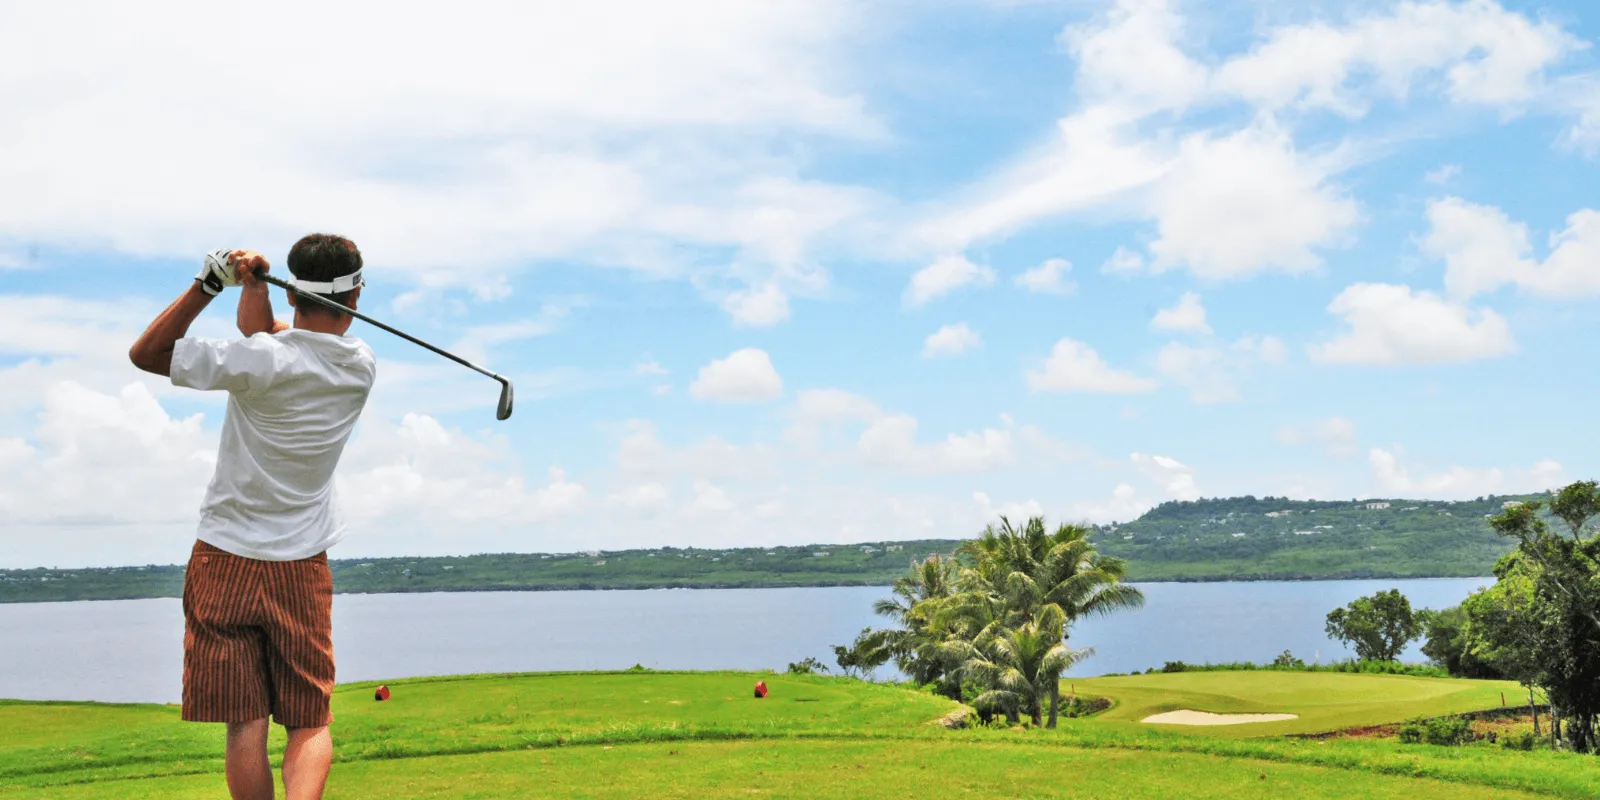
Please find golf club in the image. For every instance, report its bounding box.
[253,268,515,420]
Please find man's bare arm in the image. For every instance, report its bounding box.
[129,282,214,377]
[235,250,290,337]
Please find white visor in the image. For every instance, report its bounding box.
[293,269,364,294]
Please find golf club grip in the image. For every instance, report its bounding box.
[253,269,500,381]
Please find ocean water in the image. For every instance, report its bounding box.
[0,577,1493,704]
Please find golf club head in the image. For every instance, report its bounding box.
[496,378,514,421]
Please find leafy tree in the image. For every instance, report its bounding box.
[1474,490,1600,753]
[1272,650,1304,668]
[1418,605,1502,679]
[831,627,890,680]
[1325,589,1422,662]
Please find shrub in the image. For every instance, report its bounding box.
[1272,650,1304,668]
[1500,731,1539,751]
[1160,661,1189,673]
[1423,716,1472,746]
[1398,721,1424,744]
[1057,695,1112,718]
[786,657,827,675]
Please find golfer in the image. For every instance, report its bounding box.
[129,234,376,800]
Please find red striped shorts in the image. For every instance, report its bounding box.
[181,539,336,728]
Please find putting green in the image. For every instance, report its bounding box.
[7,740,1549,800]
[1071,670,1524,737]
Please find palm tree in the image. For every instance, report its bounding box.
[867,554,961,694]
[947,604,1092,727]
[943,515,1144,721]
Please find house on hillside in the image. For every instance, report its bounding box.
[1365,502,1391,510]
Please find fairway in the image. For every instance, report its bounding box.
[1072,670,1525,737]
[9,740,1551,800]
[6,670,1600,799]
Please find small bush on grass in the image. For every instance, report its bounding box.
[1057,695,1112,718]
[786,657,827,675]
[1500,731,1540,751]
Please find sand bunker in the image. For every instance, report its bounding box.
[1141,710,1299,726]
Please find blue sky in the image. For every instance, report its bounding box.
[2,0,1598,568]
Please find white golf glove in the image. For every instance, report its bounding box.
[195,249,240,296]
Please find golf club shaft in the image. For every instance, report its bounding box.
[254,271,504,383]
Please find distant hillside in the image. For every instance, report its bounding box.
[0,540,964,604]
[1089,492,1550,581]
[0,492,1554,603]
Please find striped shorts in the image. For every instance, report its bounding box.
[181,539,336,728]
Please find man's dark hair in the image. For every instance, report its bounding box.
[287,233,363,311]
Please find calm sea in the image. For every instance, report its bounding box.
[0,577,1492,704]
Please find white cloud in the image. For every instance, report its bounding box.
[0,0,881,307]
[689,479,736,514]
[1066,483,1153,525]
[689,348,784,403]
[1425,164,1462,185]
[1101,246,1146,275]
[720,283,791,327]
[1059,0,1208,115]
[1309,282,1515,365]
[611,481,671,513]
[1153,334,1286,404]
[922,323,982,358]
[858,414,1014,475]
[972,491,1047,525]
[903,254,997,307]
[1369,448,1563,500]
[1146,118,1361,279]
[1014,258,1076,295]
[616,419,776,481]
[1426,197,1600,299]
[1278,417,1359,458]
[1212,0,1584,113]
[1130,451,1200,501]
[635,360,669,376]
[1150,292,1210,334]
[1026,338,1158,394]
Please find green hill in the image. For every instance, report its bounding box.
[0,492,1551,603]
[1090,492,1548,581]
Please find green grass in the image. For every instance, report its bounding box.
[1072,670,1525,737]
[5,670,1599,799]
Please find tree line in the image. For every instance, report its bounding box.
[1323,481,1600,754]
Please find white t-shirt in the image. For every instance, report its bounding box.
[170,329,377,561]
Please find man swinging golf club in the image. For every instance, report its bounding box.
[129,234,376,800]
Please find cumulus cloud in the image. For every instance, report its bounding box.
[689,348,784,403]
[1101,247,1146,275]
[720,283,792,327]
[858,414,1014,475]
[1278,417,1359,458]
[1130,452,1201,502]
[922,323,982,358]
[1309,283,1515,365]
[1145,119,1361,279]
[1155,333,1286,404]
[1211,0,1583,113]
[972,491,1047,525]
[1059,0,1209,115]
[903,255,997,307]
[1150,292,1210,334]
[1014,258,1076,295]
[1425,197,1600,300]
[1369,447,1563,500]
[1026,338,1158,393]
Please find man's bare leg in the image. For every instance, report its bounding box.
[283,726,333,800]
[225,719,274,800]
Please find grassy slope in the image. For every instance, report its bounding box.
[5,671,1600,799]
[1073,671,1524,737]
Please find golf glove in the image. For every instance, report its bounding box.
[195,249,240,296]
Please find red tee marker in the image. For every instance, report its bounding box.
[374,685,391,702]
[753,681,768,699]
